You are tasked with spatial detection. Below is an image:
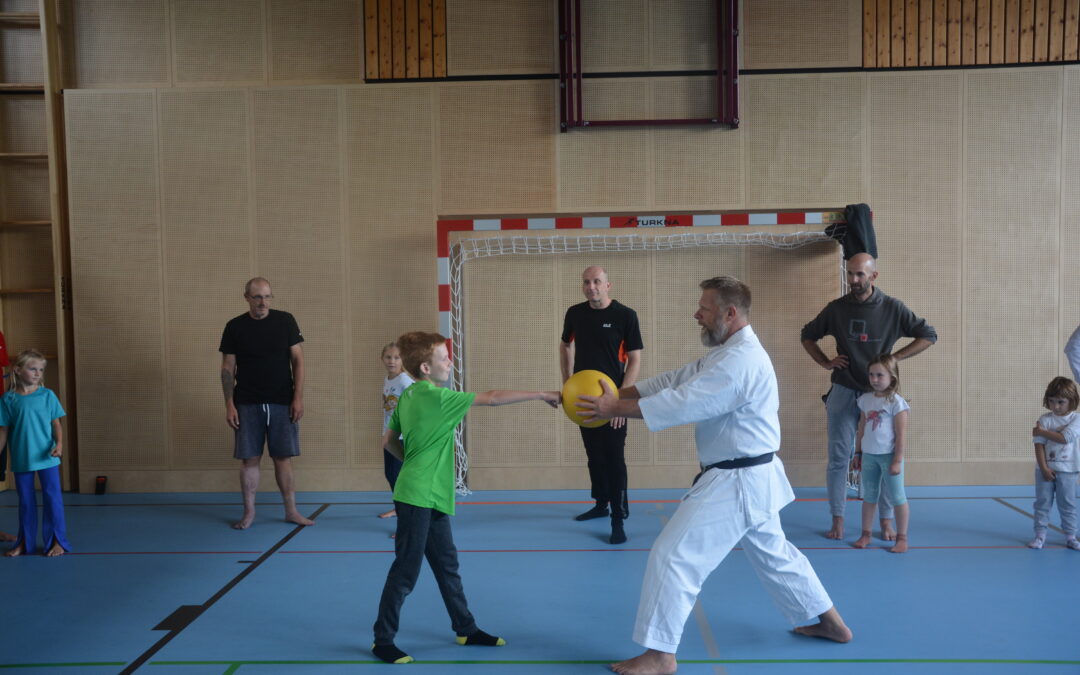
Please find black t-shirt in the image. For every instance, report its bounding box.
[219,309,304,405]
[561,300,644,387]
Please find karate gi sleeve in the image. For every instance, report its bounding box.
[639,357,744,432]
[1066,324,1080,383]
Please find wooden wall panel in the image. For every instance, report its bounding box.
[365,0,446,79]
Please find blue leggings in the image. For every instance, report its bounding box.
[860,453,907,506]
[14,465,71,553]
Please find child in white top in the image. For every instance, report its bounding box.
[379,342,414,519]
[1028,376,1080,550]
[851,354,911,553]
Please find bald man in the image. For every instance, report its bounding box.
[560,266,643,545]
[801,253,937,541]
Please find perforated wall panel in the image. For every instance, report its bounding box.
[67,0,170,87]
[158,89,252,468]
[252,87,347,465]
[650,0,717,69]
[744,74,866,208]
[581,0,649,71]
[344,85,435,466]
[743,0,862,69]
[269,0,361,82]
[438,81,555,214]
[0,96,46,153]
[65,90,167,469]
[869,71,963,462]
[0,23,43,83]
[1062,66,1080,381]
[447,0,553,75]
[964,68,1062,461]
[173,0,265,84]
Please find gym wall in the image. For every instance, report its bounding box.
[56,0,1080,491]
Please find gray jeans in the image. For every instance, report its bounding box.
[826,384,894,520]
[373,501,477,644]
[1033,468,1078,536]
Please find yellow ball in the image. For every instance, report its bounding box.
[562,369,618,428]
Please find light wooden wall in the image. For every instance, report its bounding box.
[58,0,1080,491]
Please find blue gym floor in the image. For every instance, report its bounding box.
[2,486,1078,674]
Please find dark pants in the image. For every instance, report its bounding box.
[373,501,477,644]
[580,423,629,519]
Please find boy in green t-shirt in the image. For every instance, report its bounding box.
[372,331,560,665]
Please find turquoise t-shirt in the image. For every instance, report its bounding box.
[388,380,475,515]
[0,387,65,473]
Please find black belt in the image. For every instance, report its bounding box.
[693,452,774,485]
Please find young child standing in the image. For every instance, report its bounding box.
[851,354,910,553]
[0,349,69,557]
[372,331,560,664]
[0,330,13,543]
[379,342,414,519]
[1028,376,1080,550]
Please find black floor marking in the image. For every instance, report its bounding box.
[119,504,330,674]
[993,497,1065,534]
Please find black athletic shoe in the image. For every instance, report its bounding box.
[574,504,609,521]
[610,520,627,545]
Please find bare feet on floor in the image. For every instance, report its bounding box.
[793,607,853,643]
[824,516,843,540]
[45,541,66,557]
[378,508,397,518]
[285,511,315,526]
[889,534,908,553]
[232,511,255,530]
[851,530,871,549]
[4,542,24,557]
[610,649,677,675]
[880,518,896,541]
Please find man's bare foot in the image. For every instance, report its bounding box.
[851,530,871,549]
[0,531,15,543]
[793,607,852,643]
[880,518,896,541]
[4,543,24,557]
[285,512,314,526]
[889,534,908,553]
[610,649,677,675]
[45,541,66,557]
[378,508,397,518]
[825,516,844,540]
[232,511,255,530]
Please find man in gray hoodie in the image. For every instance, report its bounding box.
[801,253,937,541]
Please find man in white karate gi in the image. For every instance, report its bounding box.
[578,276,852,675]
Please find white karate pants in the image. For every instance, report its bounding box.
[633,467,834,652]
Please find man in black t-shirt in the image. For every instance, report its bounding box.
[560,266,643,545]
[219,277,313,530]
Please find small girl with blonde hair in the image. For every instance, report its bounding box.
[851,353,910,553]
[379,342,414,519]
[0,349,70,557]
[1028,376,1080,550]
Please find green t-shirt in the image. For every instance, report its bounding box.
[388,380,475,515]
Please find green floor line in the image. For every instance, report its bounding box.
[146,657,1080,667]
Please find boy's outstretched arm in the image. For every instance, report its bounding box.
[473,390,560,407]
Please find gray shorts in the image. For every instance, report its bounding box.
[234,403,300,459]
